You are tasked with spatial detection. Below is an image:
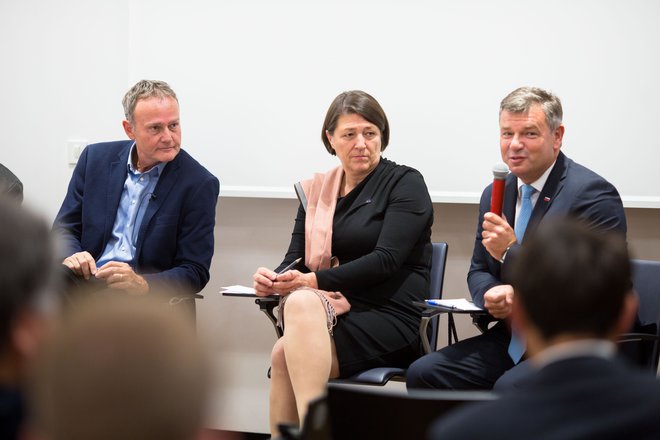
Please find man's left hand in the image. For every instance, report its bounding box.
[481,212,517,261]
[95,261,149,294]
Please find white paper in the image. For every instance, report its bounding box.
[220,285,256,294]
[426,298,483,311]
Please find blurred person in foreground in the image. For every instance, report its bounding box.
[252,90,433,437]
[429,219,660,439]
[29,295,210,440]
[0,198,58,439]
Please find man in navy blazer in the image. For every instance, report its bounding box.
[407,86,627,390]
[53,80,219,297]
[429,220,660,439]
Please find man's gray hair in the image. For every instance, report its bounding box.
[500,87,563,132]
[122,80,178,123]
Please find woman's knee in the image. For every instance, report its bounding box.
[282,289,324,322]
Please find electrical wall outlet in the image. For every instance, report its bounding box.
[67,139,87,165]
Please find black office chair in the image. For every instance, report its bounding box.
[334,242,448,385]
[619,259,660,373]
[327,383,496,440]
[255,242,449,385]
[280,383,496,440]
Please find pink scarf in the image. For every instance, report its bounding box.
[299,165,344,271]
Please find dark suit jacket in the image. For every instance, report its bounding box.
[429,356,660,439]
[54,140,219,294]
[0,163,23,203]
[467,152,627,308]
[0,386,24,440]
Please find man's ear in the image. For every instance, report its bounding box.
[122,120,135,140]
[511,296,528,335]
[11,310,46,360]
[615,291,639,335]
[553,124,565,151]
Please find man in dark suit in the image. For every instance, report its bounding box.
[407,86,627,390]
[429,220,660,439]
[53,80,219,297]
[0,164,23,203]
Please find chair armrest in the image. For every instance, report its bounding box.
[413,300,493,350]
[337,367,407,386]
[222,292,282,338]
[255,297,282,338]
[618,333,660,343]
[471,312,496,333]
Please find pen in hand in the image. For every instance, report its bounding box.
[275,257,302,276]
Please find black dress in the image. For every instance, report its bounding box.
[277,158,433,377]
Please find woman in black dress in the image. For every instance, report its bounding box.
[253,90,433,436]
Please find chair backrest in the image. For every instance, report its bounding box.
[428,242,448,351]
[619,259,660,372]
[325,383,496,440]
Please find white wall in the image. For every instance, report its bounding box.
[127,0,660,206]
[1,0,130,219]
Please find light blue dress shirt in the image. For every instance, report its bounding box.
[96,143,165,268]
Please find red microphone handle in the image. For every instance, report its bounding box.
[490,178,505,216]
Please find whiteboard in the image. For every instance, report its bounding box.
[127,0,660,207]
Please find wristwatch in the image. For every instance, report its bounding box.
[499,246,512,264]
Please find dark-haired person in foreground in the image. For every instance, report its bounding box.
[407,86,627,391]
[0,198,58,439]
[53,80,219,302]
[429,219,660,439]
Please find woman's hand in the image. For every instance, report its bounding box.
[271,270,318,295]
[323,291,351,315]
[253,267,278,296]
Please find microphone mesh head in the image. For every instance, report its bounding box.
[492,163,509,179]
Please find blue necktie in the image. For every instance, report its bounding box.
[508,184,535,363]
[514,184,535,243]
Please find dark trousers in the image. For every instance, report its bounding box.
[406,321,515,390]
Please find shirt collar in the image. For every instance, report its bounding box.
[531,339,616,370]
[126,142,166,176]
[517,159,556,194]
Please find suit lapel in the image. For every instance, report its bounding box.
[104,145,131,246]
[134,155,181,256]
[503,174,518,228]
[524,151,567,240]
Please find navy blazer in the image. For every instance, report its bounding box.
[467,152,626,308]
[429,356,660,439]
[54,140,220,294]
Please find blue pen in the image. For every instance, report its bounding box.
[426,299,456,309]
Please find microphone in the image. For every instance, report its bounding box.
[150,193,157,201]
[490,163,509,216]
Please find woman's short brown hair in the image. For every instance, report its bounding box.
[321,90,390,155]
